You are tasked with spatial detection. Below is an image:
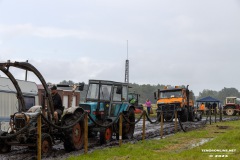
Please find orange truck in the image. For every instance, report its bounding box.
[154,85,201,122]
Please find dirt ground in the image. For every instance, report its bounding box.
[0,116,237,160]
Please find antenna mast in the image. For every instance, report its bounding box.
[124,40,129,83]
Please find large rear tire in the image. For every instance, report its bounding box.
[63,111,84,152]
[122,107,135,139]
[223,106,237,116]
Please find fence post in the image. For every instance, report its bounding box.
[209,107,212,125]
[119,113,122,146]
[84,113,88,154]
[142,111,146,140]
[160,111,163,139]
[220,107,222,122]
[174,110,177,133]
[214,107,217,123]
[37,115,41,160]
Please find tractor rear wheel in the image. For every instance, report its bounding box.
[223,106,237,116]
[122,107,135,139]
[41,133,52,155]
[63,111,84,152]
[0,131,11,153]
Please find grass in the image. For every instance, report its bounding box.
[67,120,240,160]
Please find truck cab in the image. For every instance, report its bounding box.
[154,85,195,122]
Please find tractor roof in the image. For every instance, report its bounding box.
[89,79,128,86]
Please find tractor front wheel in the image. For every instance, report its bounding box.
[41,133,52,155]
[100,124,112,144]
[0,131,11,153]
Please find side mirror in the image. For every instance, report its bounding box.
[78,82,84,91]
[116,86,122,94]
[154,92,157,100]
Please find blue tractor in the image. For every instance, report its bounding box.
[79,79,135,144]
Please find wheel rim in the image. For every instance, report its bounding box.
[105,128,112,141]
[226,109,233,115]
[72,123,82,146]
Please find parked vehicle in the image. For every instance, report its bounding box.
[0,77,39,132]
[79,79,135,144]
[223,97,240,116]
[0,61,85,154]
[128,92,143,114]
[154,85,200,122]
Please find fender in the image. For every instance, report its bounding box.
[62,106,85,121]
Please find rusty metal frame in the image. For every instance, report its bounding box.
[0,61,54,117]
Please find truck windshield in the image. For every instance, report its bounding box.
[160,91,182,98]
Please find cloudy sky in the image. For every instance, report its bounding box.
[0,0,240,95]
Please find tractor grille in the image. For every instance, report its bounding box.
[15,117,26,130]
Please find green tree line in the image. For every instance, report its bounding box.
[197,87,240,104]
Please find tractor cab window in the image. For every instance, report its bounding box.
[100,85,112,101]
[227,98,235,104]
[113,86,122,101]
[87,83,99,99]
[128,93,137,101]
[160,90,182,98]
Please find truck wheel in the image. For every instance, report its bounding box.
[122,107,135,139]
[223,106,237,116]
[188,110,195,122]
[157,112,162,122]
[0,131,11,153]
[41,133,52,155]
[100,125,112,144]
[164,114,174,122]
[180,108,188,122]
[63,111,84,152]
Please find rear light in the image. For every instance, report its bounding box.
[93,111,104,115]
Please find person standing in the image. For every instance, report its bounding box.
[51,85,63,123]
[145,99,152,115]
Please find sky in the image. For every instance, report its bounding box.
[0,0,240,96]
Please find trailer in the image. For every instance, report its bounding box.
[0,77,39,132]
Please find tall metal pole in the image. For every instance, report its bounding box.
[124,40,129,83]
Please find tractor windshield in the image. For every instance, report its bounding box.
[87,83,112,100]
[160,90,182,98]
[100,85,112,101]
